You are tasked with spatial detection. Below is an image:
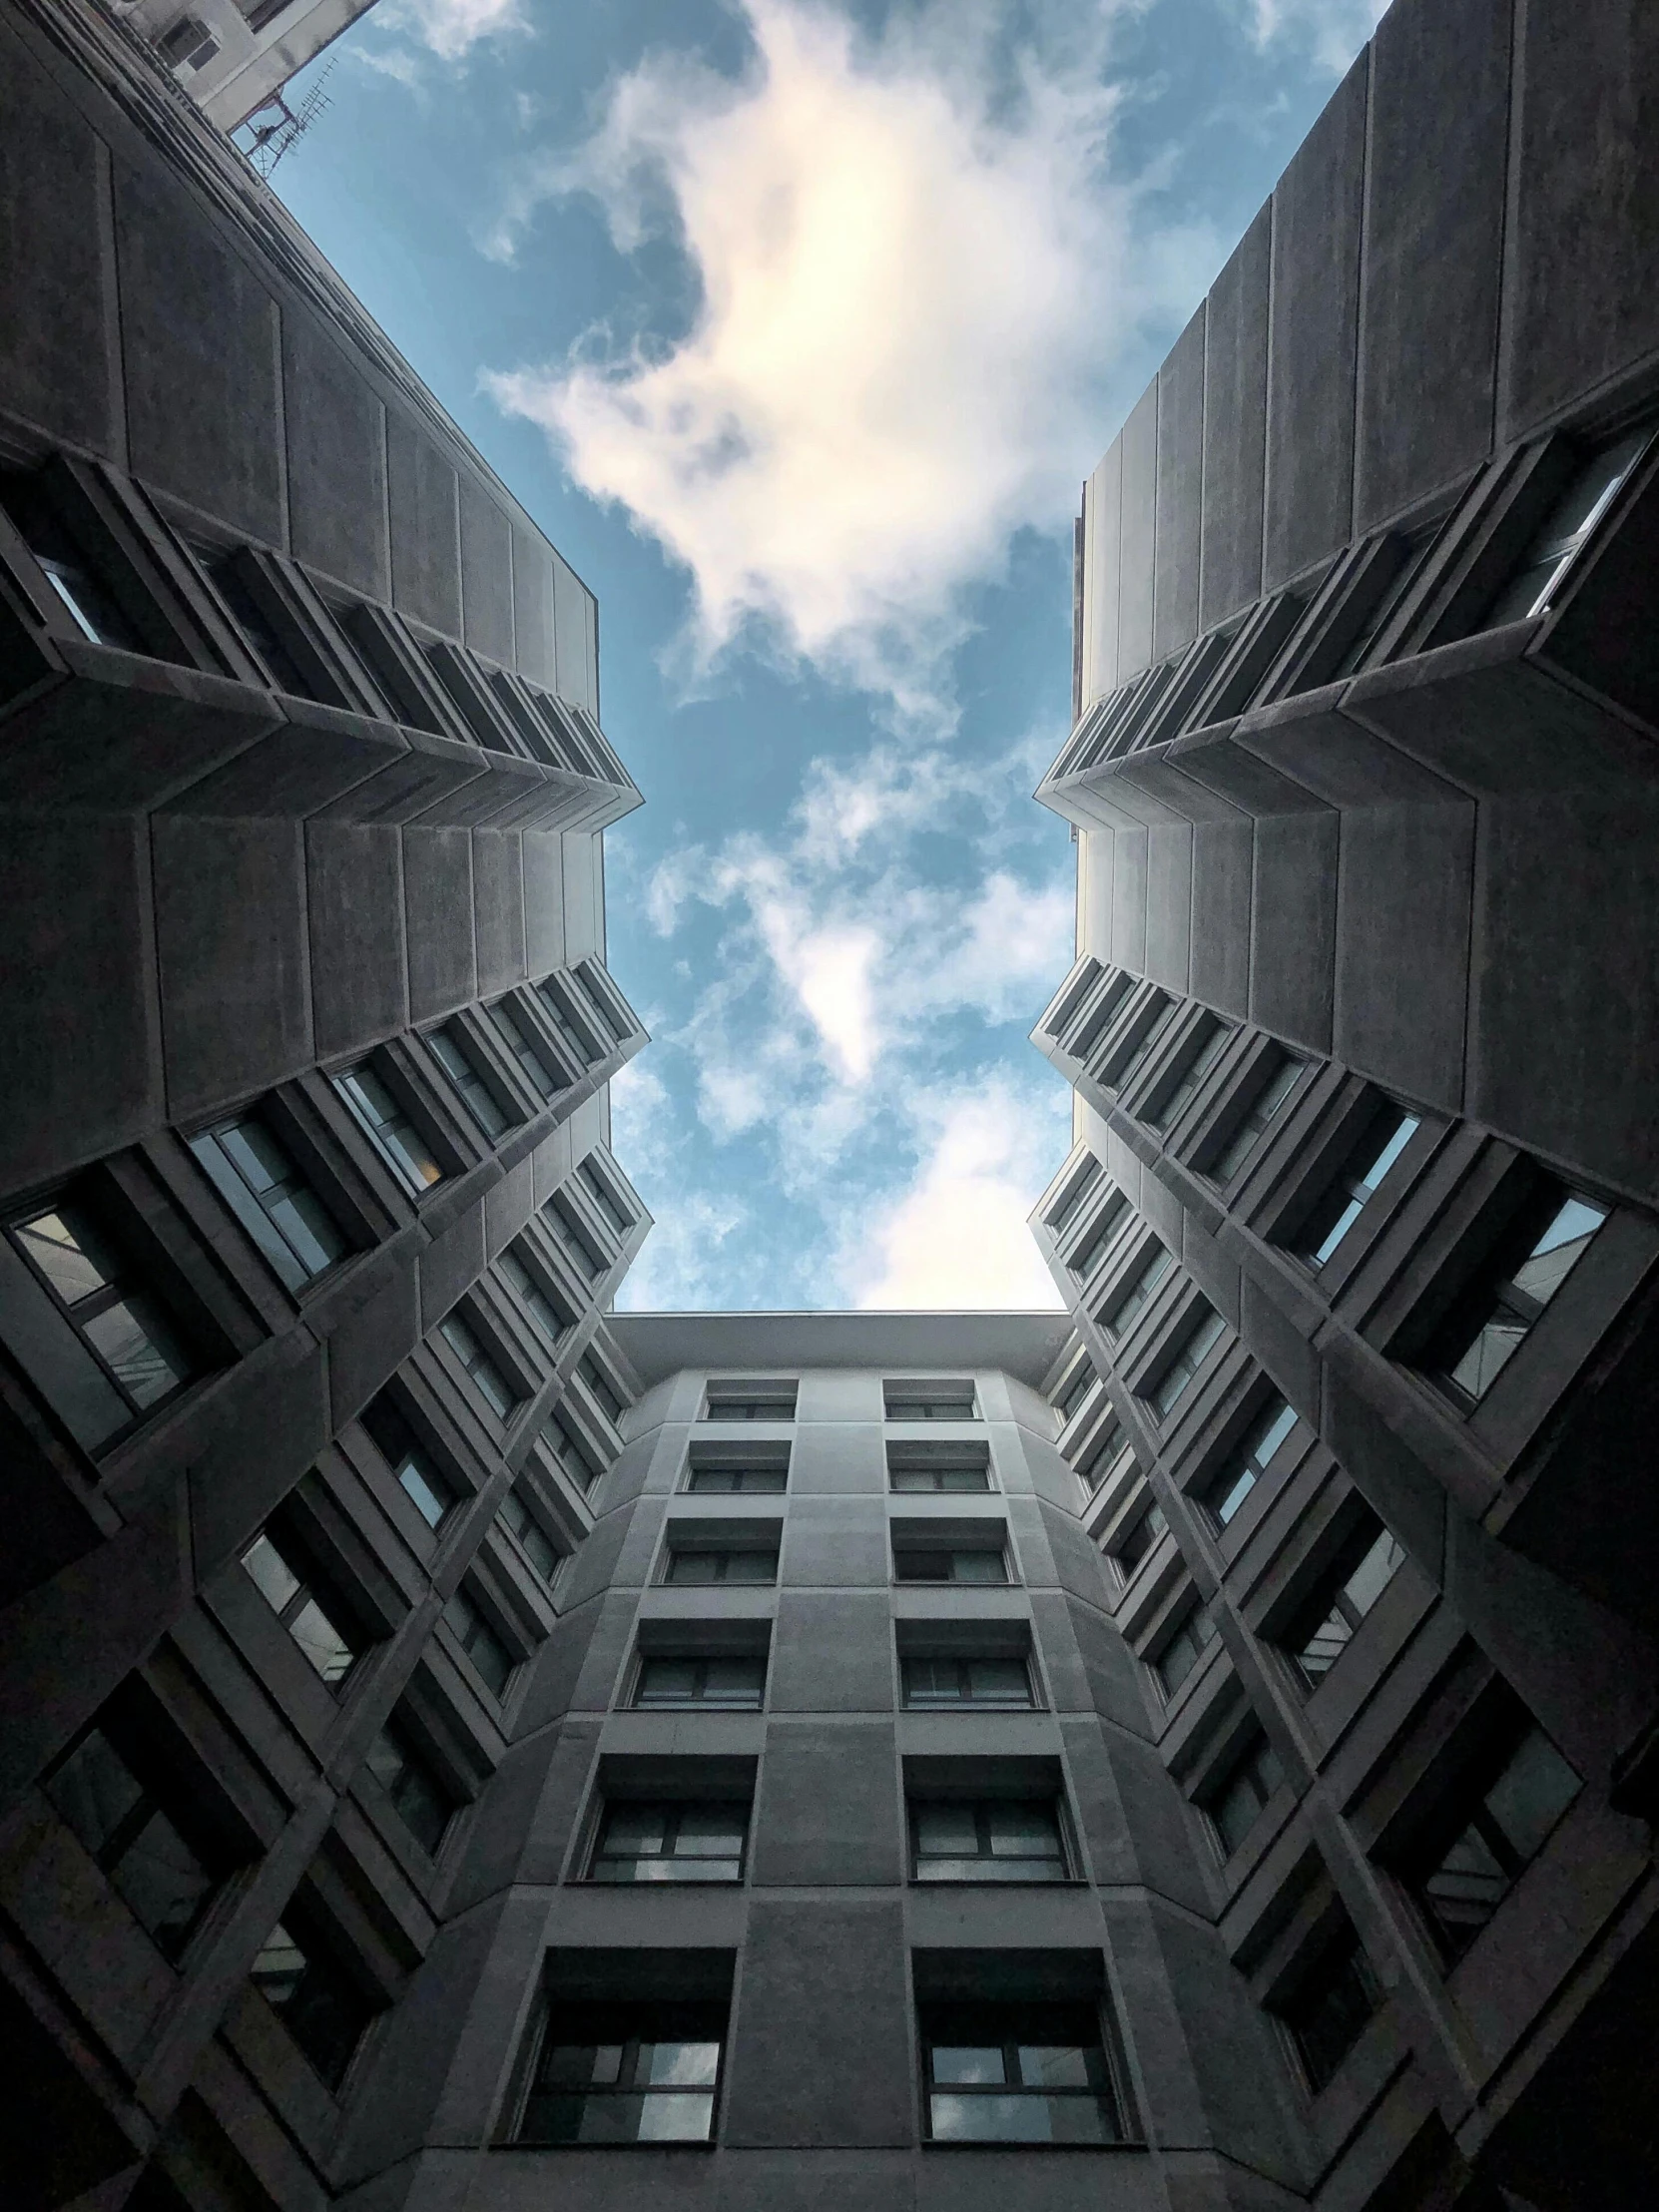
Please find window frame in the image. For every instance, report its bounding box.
[187,1110,350,1295]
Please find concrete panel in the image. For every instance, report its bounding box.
[1154,306,1206,662]
[751,1721,902,1884]
[186,1332,330,1583]
[1084,438,1123,708]
[790,1422,884,1493]
[402,826,477,1022]
[305,821,408,1059]
[1263,55,1368,591]
[1110,827,1149,975]
[520,830,567,978]
[114,160,282,544]
[0,25,117,454]
[0,814,160,1192]
[723,1900,913,2147]
[282,307,391,600]
[153,814,311,1118]
[779,1497,888,1586]
[459,472,515,668]
[512,527,555,688]
[325,1247,422,1428]
[769,1593,894,1713]
[1250,809,1338,1052]
[552,551,596,714]
[388,412,461,639]
[1357,0,1509,529]
[1501,0,1659,436]
[1200,205,1271,631]
[1117,383,1160,681]
[1188,816,1254,1016]
[1143,823,1193,993]
[472,829,527,997]
[1334,797,1473,1111]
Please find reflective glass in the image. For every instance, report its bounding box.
[288,1595,357,1685]
[114,1809,216,1952]
[17,1210,107,1305]
[243,1532,301,1615]
[48,1729,146,1857]
[1484,1727,1580,1863]
[83,1297,181,1406]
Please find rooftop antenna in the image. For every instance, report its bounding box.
[239,58,335,178]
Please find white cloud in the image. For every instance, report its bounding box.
[839,1081,1067,1310]
[485,0,1213,719]
[362,0,528,73]
[1246,0,1388,74]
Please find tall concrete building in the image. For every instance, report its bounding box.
[122,0,381,135]
[2,1,1657,2210]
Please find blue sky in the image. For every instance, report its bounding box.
[270,0,1382,1310]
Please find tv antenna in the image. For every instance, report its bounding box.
[239,58,335,178]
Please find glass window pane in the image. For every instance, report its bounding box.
[637,1660,698,1704]
[1312,1195,1366,1266]
[16,1211,109,1306]
[633,2092,713,2141]
[1447,1315,1526,1398]
[932,2045,1006,2086]
[987,1804,1062,1857]
[602,1806,667,1856]
[398,1458,451,1530]
[1017,2043,1093,2089]
[83,1297,182,1407]
[931,2092,1054,2142]
[667,1551,720,1583]
[112,1810,215,1953]
[1422,1823,1509,1954]
[699,1657,764,1706]
[243,1532,301,1615]
[288,1596,357,1686]
[914,1804,978,1857]
[1343,1531,1404,1619]
[1297,1607,1354,1680]
[1483,1728,1579,1864]
[47,1730,145,1858]
[267,1187,345,1277]
[965,1658,1030,1704]
[644,2039,720,2087]
[950,1550,1006,1583]
[251,1923,307,2007]
[673,1808,747,1858]
[721,1550,777,1583]
[1511,1196,1604,1305]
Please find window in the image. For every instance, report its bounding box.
[1146,1309,1226,1419]
[490,1003,562,1100]
[579,1161,632,1236]
[885,1385,976,1419]
[242,1530,362,1688]
[1200,1398,1297,1527]
[664,1543,778,1585]
[1284,1520,1404,1689]
[893,1543,1009,1585]
[1145,1018,1230,1132]
[1106,1499,1166,1579]
[1102,992,1175,1091]
[888,1455,991,1495]
[549,1195,605,1281]
[1101,1244,1171,1338]
[1426,1188,1606,1405]
[1076,1420,1131,1494]
[1208,1052,1302,1182]
[1055,1365,1096,1425]
[7,1200,194,1440]
[439,1312,518,1420]
[497,1246,575,1345]
[1274,1928,1381,2093]
[685,1460,788,1494]
[189,1115,348,1292]
[704,1386,797,1421]
[517,1999,725,2143]
[543,1407,600,1491]
[900,1656,1034,1710]
[45,1725,223,1957]
[1044,1161,1101,1236]
[156,16,220,74]
[1067,1193,1126,1279]
[444,1587,515,1698]
[364,1722,455,1855]
[1403,1723,1579,1963]
[1294,1107,1420,1270]
[919,2003,1122,2143]
[426,1027,512,1141]
[334,1065,443,1195]
[1154,1601,1217,1697]
[634,1655,767,1710]
[250,1917,375,2091]
[589,1802,749,1884]
[1201,1730,1285,1859]
[1,474,144,648]
[498,1487,562,1583]
[537,982,601,1068]
[910,1800,1069,1883]
[1482,426,1653,627]
[580,1354,625,1422]
[360,1394,456,1530]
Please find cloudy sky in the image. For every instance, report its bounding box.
[272,0,1383,1311]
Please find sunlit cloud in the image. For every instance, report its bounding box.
[1245,0,1388,74]
[485,0,1215,720]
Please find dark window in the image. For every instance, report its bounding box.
[900,1656,1034,1710]
[439,1312,518,1419]
[250,1917,375,2091]
[1405,1724,1579,1962]
[498,1246,575,1345]
[1044,1164,1101,1236]
[686,1462,788,1493]
[189,1115,347,1292]
[334,1065,444,1195]
[1103,993,1175,1091]
[910,1799,1068,1883]
[580,1354,625,1421]
[1202,1730,1285,1859]
[242,0,297,33]
[537,983,601,1068]
[1209,1052,1302,1182]
[517,1999,724,2143]
[549,1195,605,1280]
[1427,1188,1606,1405]
[884,1387,977,1419]
[543,1407,601,1491]
[242,1530,362,1689]
[704,1389,797,1421]
[1146,1309,1226,1419]
[589,1802,748,1884]
[1482,426,1652,627]
[1145,1018,1230,1132]
[1275,1930,1381,2092]
[1106,1499,1166,1579]
[1201,1397,1297,1527]
[634,1655,767,1710]
[1067,1192,1127,1279]
[1101,1245,1171,1338]
[498,1487,562,1582]
[1,473,143,647]
[1284,1521,1404,1689]
[1294,1107,1419,1270]
[579,1161,632,1235]
[444,1587,515,1698]
[889,1459,990,1494]
[360,1394,456,1530]
[1055,1366,1096,1424]
[665,1545,778,1585]
[364,1723,454,1855]
[893,1544,1009,1585]
[1154,1601,1217,1697]
[426,1027,512,1141]
[573,968,625,1044]
[919,2002,1121,2144]
[1076,1420,1131,1493]
[8,1200,194,1437]
[490,1003,562,1100]
[45,1726,222,1957]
